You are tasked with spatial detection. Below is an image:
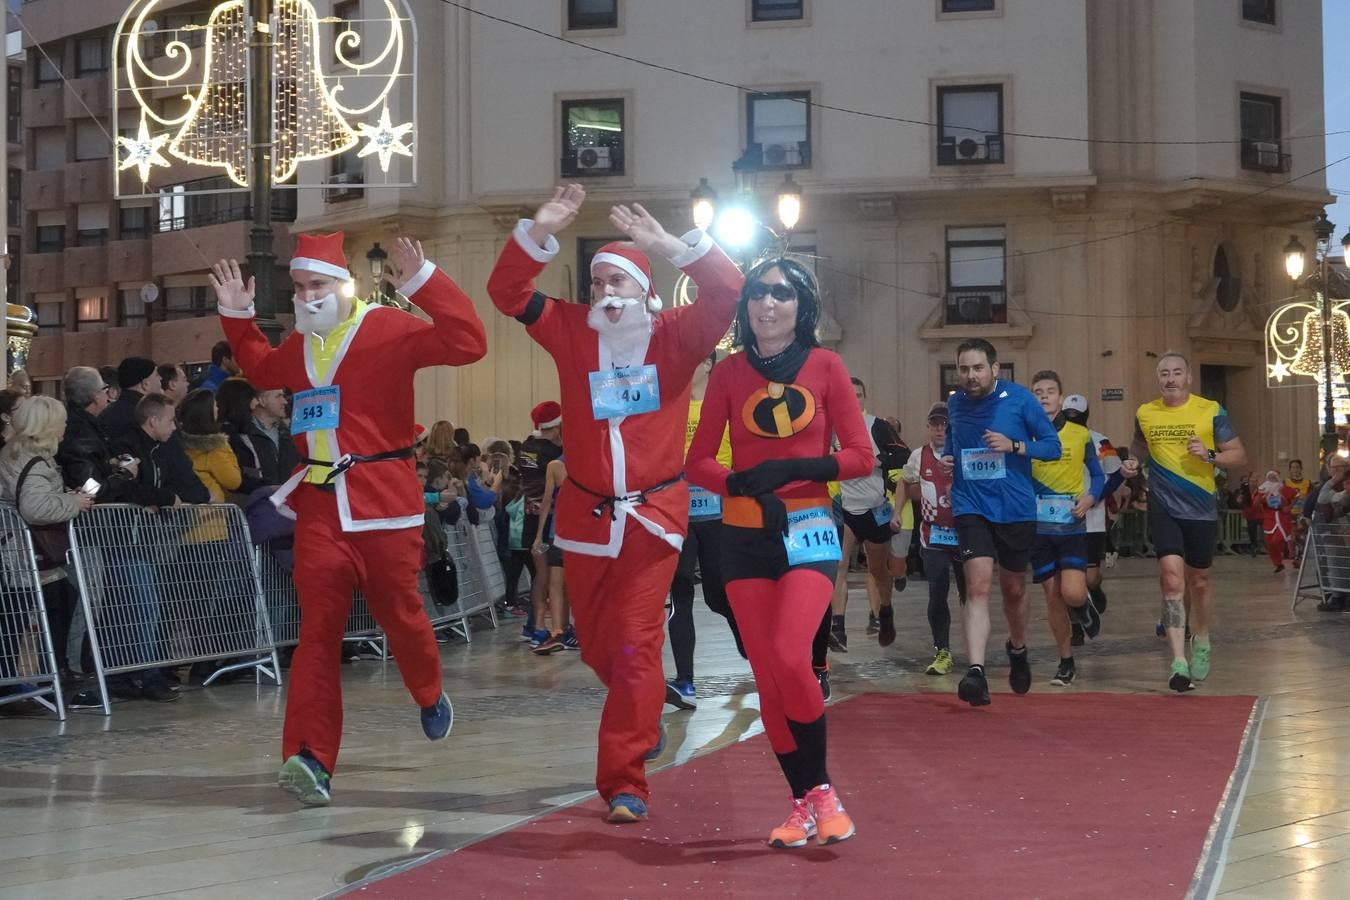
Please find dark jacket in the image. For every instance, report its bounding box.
[57,405,170,507]
[97,388,142,444]
[110,427,186,507]
[226,418,299,488]
[99,389,209,503]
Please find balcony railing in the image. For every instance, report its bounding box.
[937,134,1005,165]
[1240,139,1291,173]
[945,287,1008,326]
[156,187,298,233]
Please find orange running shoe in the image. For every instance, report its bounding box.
[805,783,856,845]
[768,798,816,848]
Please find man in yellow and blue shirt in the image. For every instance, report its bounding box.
[1030,371,1104,688]
[1123,352,1246,693]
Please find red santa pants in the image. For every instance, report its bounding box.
[563,520,679,802]
[1265,524,1290,567]
[282,484,444,774]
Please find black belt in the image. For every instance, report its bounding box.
[302,446,415,483]
[569,474,683,521]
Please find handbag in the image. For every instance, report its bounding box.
[15,456,73,570]
[425,555,459,608]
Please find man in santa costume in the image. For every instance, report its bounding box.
[487,184,742,823]
[209,234,487,806]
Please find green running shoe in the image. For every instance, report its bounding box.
[278,753,332,806]
[1168,659,1195,693]
[1191,641,1211,682]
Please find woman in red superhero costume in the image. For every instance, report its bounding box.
[686,257,872,848]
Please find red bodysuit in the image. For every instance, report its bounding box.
[686,347,871,797]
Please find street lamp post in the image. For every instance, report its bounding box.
[366,242,389,303]
[1285,212,1340,457]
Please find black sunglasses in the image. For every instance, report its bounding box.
[747,282,797,302]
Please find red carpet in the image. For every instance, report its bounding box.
[344,692,1258,899]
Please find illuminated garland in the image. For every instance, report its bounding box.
[112,0,416,195]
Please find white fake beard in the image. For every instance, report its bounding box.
[294,292,340,336]
[587,296,652,357]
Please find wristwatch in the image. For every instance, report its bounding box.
[1206,449,1217,463]
[1012,439,1022,455]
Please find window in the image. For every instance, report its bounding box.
[747,91,811,168]
[76,228,108,247]
[1242,0,1276,25]
[333,0,361,63]
[938,85,1004,165]
[1214,245,1241,312]
[567,0,618,30]
[943,0,996,10]
[7,67,21,143]
[120,288,150,326]
[156,175,297,230]
[1239,92,1287,172]
[7,169,20,228]
[76,37,108,76]
[35,225,65,253]
[752,0,803,21]
[163,285,212,320]
[945,225,1007,325]
[77,295,107,327]
[6,237,18,300]
[561,98,625,178]
[577,236,622,303]
[119,205,153,239]
[34,52,62,86]
[75,120,110,161]
[36,298,64,336]
[940,363,1014,400]
[326,149,364,202]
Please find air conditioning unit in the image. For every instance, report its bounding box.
[950,292,993,323]
[325,172,362,202]
[955,138,988,161]
[1253,141,1281,169]
[762,142,802,167]
[576,146,612,171]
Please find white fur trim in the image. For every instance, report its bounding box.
[513,219,560,263]
[646,295,663,313]
[591,251,651,294]
[667,228,714,268]
[218,304,256,319]
[400,259,436,298]
[536,416,562,429]
[290,257,351,281]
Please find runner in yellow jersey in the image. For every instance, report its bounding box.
[1122,352,1246,692]
[1030,371,1104,687]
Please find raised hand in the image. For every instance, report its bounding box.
[208,259,255,310]
[609,203,686,258]
[530,184,586,239]
[386,237,426,292]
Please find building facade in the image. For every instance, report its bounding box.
[13,0,1332,471]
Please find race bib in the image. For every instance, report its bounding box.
[589,365,661,420]
[871,502,894,527]
[784,506,843,566]
[1266,493,1281,509]
[291,386,340,435]
[961,448,1006,481]
[1036,494,1076,525]
[688,485,722,519]
[928,524,958,547]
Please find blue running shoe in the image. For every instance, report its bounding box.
[606,792,648,823]
[645,721,667,761]
[277,753,332,807]
[664,679,697,711]
[527,628,549,648]
[561,626,580,650]
[421,692,453,741]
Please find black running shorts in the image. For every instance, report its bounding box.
[1148,505,1217,570]
[842,507,893,545]
[1086,532,1107,566]
[954,515,1036,573]
[1030,533,1089,583]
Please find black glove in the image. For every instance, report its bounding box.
[755,493,789,537]
[725,457,840,497]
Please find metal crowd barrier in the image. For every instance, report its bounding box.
[1292,523,1350,610]
[256,542,388,658]
[1113,508,1254,557]
[67,503,281,715]
[423,511,501,643]
[0,505,65,719]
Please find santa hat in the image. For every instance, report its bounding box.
[531,400,562,430]
[290,232,351,281]
[591,242,662,313]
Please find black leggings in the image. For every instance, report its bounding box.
[1246,519,1263,556]
[921,546,966,650]
[41,578,75,671]
[502,549,535,605]
[668,518,739,681]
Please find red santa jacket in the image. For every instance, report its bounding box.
[486,221,743,558]
[1256,482,1298,538]
[218,262,487,532]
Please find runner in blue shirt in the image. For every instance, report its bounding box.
[939,339,1061,706]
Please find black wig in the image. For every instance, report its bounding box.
[731,256,822,352]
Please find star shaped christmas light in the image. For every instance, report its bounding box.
[116,119,172,183]
[354,107,413,172]
[1268,360,1291,383]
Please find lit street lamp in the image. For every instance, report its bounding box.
[690,178,717,232]
[366,242,389,303]
[1284,213,1343,456]
[775,173,802,232]
[694,158,805,260]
